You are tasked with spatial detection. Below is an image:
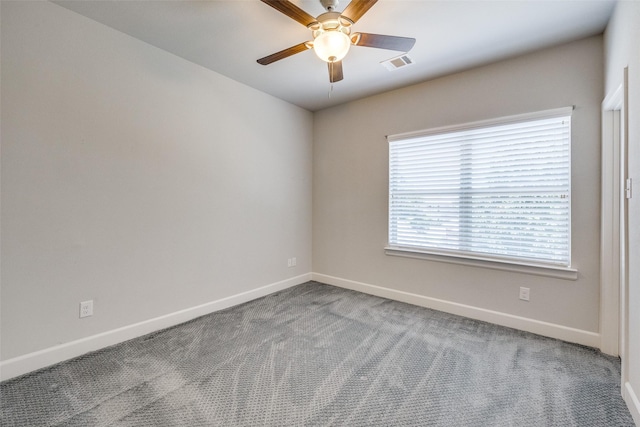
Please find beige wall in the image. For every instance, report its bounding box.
[0,1,312,361]
[313,37,603,334]
[604,1,640,423]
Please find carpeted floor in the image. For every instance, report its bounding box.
[0,281,635,426]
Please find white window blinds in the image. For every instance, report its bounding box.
[388,108,572,267]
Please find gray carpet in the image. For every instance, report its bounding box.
[0,281,635,426]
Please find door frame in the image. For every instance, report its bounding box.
[600,68,629,389]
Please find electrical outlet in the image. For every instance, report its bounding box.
[80,300,93,318]
[519,287,530,301]
[292,257,297,267]
[287,258,292,267]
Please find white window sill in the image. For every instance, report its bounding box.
[384,246,578,280]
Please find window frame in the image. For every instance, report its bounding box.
[385,107,577,280]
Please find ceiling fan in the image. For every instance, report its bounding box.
[257,0,416,83]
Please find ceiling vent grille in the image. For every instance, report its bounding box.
[381,54,414,71]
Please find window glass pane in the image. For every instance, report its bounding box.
[389,112,571,267]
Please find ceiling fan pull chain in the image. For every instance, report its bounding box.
[328,60,334,98]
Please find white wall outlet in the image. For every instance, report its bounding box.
[292,257,297,267]
[80,300,93,318]
[519,287,530,301]
[287,258,292,267]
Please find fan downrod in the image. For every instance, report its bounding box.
[320,0,340,12]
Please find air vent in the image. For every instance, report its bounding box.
[381,54,414,71]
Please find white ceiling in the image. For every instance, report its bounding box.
[54,0,616,111]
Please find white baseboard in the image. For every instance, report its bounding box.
[312,273,601,349]
[0,273,311,382]
[624,381,640,426]
[1,272,604,383]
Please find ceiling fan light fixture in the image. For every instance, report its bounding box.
[313,30,351,62]
[257,0,416,83]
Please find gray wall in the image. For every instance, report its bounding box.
[1,1,313,361]
[604,1,640,422]
[313,36,603,333]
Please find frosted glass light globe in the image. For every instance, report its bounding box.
[313,30,351,62]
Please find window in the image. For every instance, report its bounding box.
[387,108,572,270]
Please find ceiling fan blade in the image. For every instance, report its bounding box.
[341,0,378,24]
[257,42,312,65]
[351,33,416,52]
[260,0,318,27]
[328,60,344,83]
